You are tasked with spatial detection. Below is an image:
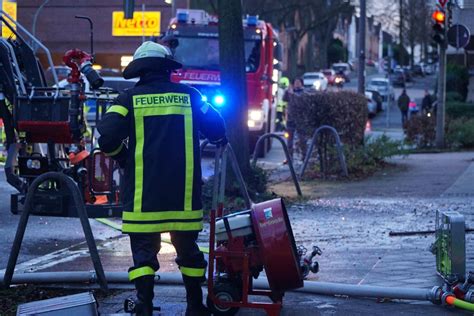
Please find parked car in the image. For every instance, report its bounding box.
[366,77,394,102]
[412,64,425,77]
[392,69,406,87]
[44,66,71,86]
[322,69,337,85]
[402,66,413,82]
[366,89,383,112]
[302,72,328,91]
[365,91,377,118]
[332,62,351,79]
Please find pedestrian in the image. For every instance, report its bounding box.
[421,89,433,116]
[408,99,418,119]
[98,41,226,316]
[283,77,307,163]
[397,89,410,127]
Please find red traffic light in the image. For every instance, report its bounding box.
[432,10,445,23]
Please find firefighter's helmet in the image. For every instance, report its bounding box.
[123,41,182,79]
[279,77,289,89]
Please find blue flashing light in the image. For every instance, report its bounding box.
[177,12,188,23]
[247,15,258,26]
[213,95,225,107]
[201,95,208,102]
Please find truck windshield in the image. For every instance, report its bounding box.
[173,37,261,72]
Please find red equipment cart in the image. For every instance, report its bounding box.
[206,146,305,316]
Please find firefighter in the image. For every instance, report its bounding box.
[276,77,289,131]
[97,41,226,316]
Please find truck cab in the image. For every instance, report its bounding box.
[166,9,282,154]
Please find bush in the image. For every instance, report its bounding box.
[446,64,469,101]
[446,118,474,148]
[201,165,268,211]
[446,91,464,102]
[405,115,436,148]
[446,102,474,120]
[290,90,368,151]
[304,134,403,179]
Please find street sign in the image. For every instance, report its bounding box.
[438,0,448,7]
[447,24,471,49]
[1,0,16,39]
[112,11,161,37]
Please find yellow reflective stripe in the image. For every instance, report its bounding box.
[123,210,203,221]
[128,266,155,281]
[132,93,193,214]
[122,221,203,233]
[103,143,123,157]
[133,113,145,212]
[184,113,194,211]
[180,266,205,278]
[107,105,129,117]
[136,106,191,117]
[133,93,191,108]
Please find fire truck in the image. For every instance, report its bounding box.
[166,9,282,155]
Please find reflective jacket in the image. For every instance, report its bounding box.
[98,74,226,233]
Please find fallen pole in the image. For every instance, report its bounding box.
[2,271,442,304]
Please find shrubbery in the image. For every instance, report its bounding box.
[290,90,368,149]
[405,115,436,148]
[446,102,474,120]
[290,91,401,178]
[446,118,474,148]
[446,64,469,101]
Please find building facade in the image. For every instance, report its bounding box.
[16,0,187,70]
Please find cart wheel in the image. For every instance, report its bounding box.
[207,282,241,316]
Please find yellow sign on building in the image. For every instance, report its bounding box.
[112,11,161,37]
[2,0,17,39]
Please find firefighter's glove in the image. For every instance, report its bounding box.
[210,136,228,148]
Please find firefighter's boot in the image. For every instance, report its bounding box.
[128,275,155,316]
[183,277,210,316]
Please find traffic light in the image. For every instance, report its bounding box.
[432,9,446,45]
[123,0,135,19]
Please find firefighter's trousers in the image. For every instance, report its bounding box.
[128,231,207,282]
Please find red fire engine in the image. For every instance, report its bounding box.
[166,9,282,154]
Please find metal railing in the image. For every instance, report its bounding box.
[251,133,302,197]
[300,125,348,179]
[2,172,108,291]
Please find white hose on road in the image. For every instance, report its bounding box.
[3,271,441,304]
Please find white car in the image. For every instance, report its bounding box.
[332,63,351,77]
[366,77,394,102]
[302,72,328,91]
[365,91,377,118]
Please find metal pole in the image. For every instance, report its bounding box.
[32,0,51,48]
[0,0,3,37]
[357,0,366,94]
[386,43,393,128]
[141,2,145,43]
[435,43,446,148]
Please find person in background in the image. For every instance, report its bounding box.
[397,89,410,127]
[421,89,433,116]
[283,77,306,163]
[408,98,418,119]
[276,77,289,131]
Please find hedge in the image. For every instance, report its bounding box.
[446,102,474,120]
[289,90,368,150]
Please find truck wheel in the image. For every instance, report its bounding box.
[206,282,241,316]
